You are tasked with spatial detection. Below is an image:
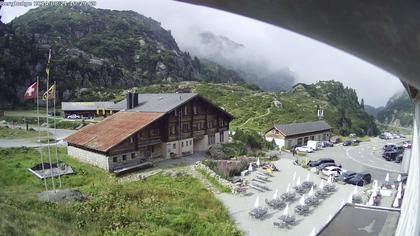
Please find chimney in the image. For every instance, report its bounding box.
[132,92,139,108]
[126,92,133,110]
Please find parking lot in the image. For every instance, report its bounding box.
[283,137,409,181]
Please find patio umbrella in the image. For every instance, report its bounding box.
[398,182,403,192]
[309,228,316,236]
[273,189,279,199]
[368,194,374,206]
[256,158,261,167]
[309,186,314,196]
[319,179,325,189]
[300,195,305,206]
[353,185,358,195]
[347,193,353,203]
[286,183,291,193]
[372,187,378,197]
[306,173,311,181]
[396,188,402,200]
[397,174,402,182]
[292,171,296,181]
[385,173,390,182]
[392,196,400,208]
[248,163,253,172]
[296,176,301,186]
[282,203,289,216]
[254,196,260,208]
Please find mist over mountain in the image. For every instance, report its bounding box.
[364,105,384,119]
[181,31,296,91]
[377,90,413,127]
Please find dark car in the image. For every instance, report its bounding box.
[394,146,405,154]
[308,158,335,167]
[343,140,352,146]
[383,144,396,151]
[383,151,400,161]
[319,141,334,148]
[348,172,372,186]
[316,162,341,171]
[335,171,357,183]
[395,154,404,163]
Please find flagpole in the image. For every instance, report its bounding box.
[45,49,56,192]
[36,76,49,196]
[53,81,62,188]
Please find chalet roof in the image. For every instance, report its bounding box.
[273,120,332,137]
[111,93,197,112]
[64,111,164,152]
[62,101,115,111]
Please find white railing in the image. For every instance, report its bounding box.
[396,95,420,236]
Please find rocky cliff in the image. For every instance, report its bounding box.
[0,6,243,107]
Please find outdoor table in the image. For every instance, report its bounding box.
[294,204,310,216]
[294,185,308,195]
[352,194,363,204]
[302,181,315,189]
[266,198,286,209]
[249,207,268,219]
[304,196,320,206]
[280,192,296,202]
[315,189,329,199]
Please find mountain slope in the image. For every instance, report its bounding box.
[0,6,243,107]
[183,31,296,92]
[378,90,413,127]
[84,80,376,136]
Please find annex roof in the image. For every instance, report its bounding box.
[111,93,197,113]
[62,101,115,111]
[64,111,164,152]
[273,120,332,137]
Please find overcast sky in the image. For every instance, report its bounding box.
[0,0,404,107]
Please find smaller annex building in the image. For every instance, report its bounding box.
[264,120,332,149]
[61,101,115,118]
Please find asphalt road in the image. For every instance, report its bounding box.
[283,137,409,183]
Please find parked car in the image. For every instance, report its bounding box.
[321,166,342,177]
[343,140,352,146]
[394,146,405,154]
[295,146,314,153]
[308,158,335,167]
[319,141,334,148]
[395,154,404,163]
[66,114,81,119]
[335,170,357,183]
[403,141,412,148]
[316,162,341,171]
[348,172,372,186]
[383,151,400,161]
[383,143,396,151]
[379,134,388,140]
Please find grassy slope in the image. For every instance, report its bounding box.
[0,126,49,139]
[138,83,327,132]
[0,148,240,236]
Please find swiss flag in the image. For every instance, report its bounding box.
[24,82,38,100]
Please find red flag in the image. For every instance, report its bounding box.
[24,82,38,100]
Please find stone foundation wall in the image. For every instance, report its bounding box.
[67,145,110,171]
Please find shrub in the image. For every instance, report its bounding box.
[205,157,251,180]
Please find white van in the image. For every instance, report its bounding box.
[307,140,320,151]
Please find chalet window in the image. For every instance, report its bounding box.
[184,106,188,115]
[150,128,159,136]
[113,156,118,162]
[182,142,184,147]
[208,135,215,145]
[220,132,224,142]
[183,123,190,132]
[149,145,154,153]
[131,153,136,159]
[173,143,176,149]
[208,121,212,129]
[193,123,198,131]
[122,155,127,161]
[170,125,176,135]
[190,140,192,145]
[193,105,197,114]
[130,137,134,143]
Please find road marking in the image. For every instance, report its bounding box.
[345,147,399,173]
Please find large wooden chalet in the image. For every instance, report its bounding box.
[64,92,233,172]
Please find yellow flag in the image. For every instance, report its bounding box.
[42,84,55,100]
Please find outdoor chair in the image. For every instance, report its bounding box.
[294,185,308,195]
[249,184,265,192]
[252,178,266,184]
[253,182,270,191]
[294,204,310,216]
[302,181,315,190]
[280,192,296,202]
[249,207,268,219]
[323,184,336,193]
[265,198,286,209]
[256,175,269,182]
[304,196,320,206]
[277,215,296,227]
[315,189,329,199]
[352,194,363,204]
